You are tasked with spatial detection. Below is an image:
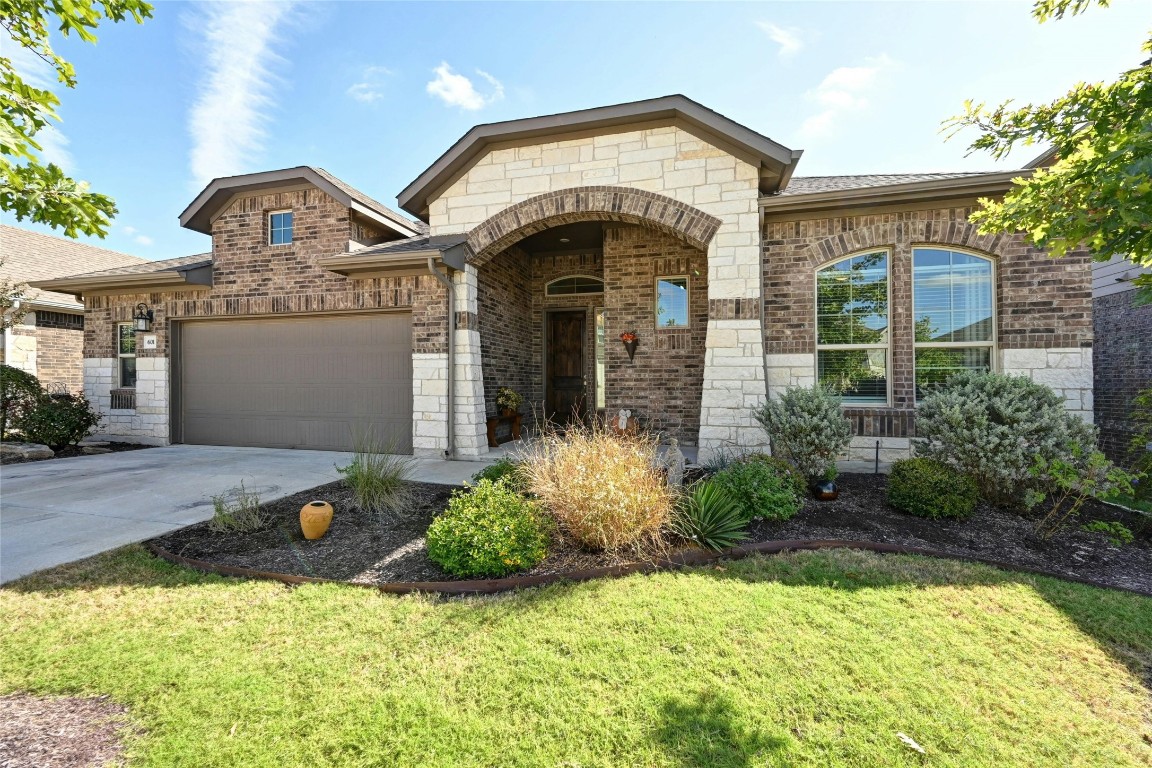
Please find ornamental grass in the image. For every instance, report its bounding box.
[521,421,676,554]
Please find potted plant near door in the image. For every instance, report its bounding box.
[496,387,524,417]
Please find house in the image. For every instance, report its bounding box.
[1,225,145,392]
[33,95,1094,460]
[1092,254,1151,464]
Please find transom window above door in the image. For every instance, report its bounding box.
[546,276,603,296]
[815,250,889,405]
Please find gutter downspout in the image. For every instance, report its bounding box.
[427,257,456,459]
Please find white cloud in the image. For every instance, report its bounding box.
[757,22,803,58]
[799,54,897,140]
[120,225,153,246]
[134,235,155,247]
[426,62,504,111]
[34,126,74,170]
[187,1,300,188]
[347,66,394,103]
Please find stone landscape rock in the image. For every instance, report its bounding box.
[0,442,54,460]
[82,446,113,455]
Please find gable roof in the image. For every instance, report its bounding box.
[0,225,148,310]
[179,166,426,238]
[397,94,804,220]
[761,169,1028,214]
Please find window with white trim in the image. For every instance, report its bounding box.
[656,276,689,328]
[545,275,603,295]
[269,210,293,245]
[117,323,136,388]
[913,247,994,399]
[815,250,889,404]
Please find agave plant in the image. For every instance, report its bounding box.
[670,481,749,552]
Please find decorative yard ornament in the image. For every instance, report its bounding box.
[665,438,685,487]
[616,409,632,431]
[619,331,639,362]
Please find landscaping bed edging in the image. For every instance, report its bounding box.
[144,538,1152,598]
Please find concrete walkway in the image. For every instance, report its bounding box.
[0,445,487,584]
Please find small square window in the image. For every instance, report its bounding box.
[656,277,689,328]
[269,211,293,245]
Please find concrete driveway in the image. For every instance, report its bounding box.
[0,445,483,584]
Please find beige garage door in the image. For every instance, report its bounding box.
[179,314,412,453]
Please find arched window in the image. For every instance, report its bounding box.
[912,248,995,399]
[815,250,889,404]
[545,275,604,296]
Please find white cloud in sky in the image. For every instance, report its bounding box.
[426,62,503,111]
[757,22,803,58]
[800,54,898,139]
[347,66,395,103]
[121,225,154,246]
[187,0,299,188]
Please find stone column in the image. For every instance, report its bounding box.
[453,264,489,456]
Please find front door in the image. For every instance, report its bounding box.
[546,311,586,424]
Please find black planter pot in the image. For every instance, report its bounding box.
[811,479,839,501]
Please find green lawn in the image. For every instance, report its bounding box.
[2,547,1149,767]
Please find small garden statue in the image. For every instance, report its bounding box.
[616,408,632,431]
[664,438,685,487]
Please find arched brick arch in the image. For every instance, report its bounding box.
[804,220,1007,269]
[466,186,722,266]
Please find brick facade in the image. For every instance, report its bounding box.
[1094,289,1152,465]
[762,206,1094,455]
[34,311,84,392]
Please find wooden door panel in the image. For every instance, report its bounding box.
[546,312,586,423]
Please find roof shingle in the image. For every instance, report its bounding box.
[778,172,1000,197]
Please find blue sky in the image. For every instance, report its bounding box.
[12,0,1150,260]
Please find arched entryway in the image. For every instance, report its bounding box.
[465,188,720,445]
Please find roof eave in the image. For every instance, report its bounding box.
[319,243,466,279]
[30,265,214,299]
[760,171,1028,214]
[398,95,800,220]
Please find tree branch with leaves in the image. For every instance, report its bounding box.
[0,0,152,238]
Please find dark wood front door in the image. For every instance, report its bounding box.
[546,311,586,424]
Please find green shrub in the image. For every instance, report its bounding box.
[1129,387,1151,502]
[711,457,802,523]
[1026,447,1134,540]
[471,458,526,493]
[915,371,1098,506]
[743,453,808,500]
[520,422,675,553]
[1,364,41,438]
[669,481,748,551]
[336,435,414,517]
[888,458,979,520]
[426,479,550,578]
[754,385,852,481]
[1081,520,1134,546]
[206,481,269,534]
[15,391,100,450]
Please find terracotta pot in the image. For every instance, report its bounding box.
[500,407,516,417]
[811,480,839,501]
[300,500,334,540]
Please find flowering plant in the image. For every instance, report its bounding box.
[619,331,638,343]
[495,386,524,411]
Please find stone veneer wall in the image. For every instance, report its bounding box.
[1094,289,1152,465]
[427,123,765,455]
[763,206,1094,461]
[84,187,448,450]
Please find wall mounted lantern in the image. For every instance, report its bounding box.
[133,303,154,332]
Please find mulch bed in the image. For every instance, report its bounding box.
[149,473,1152,594]
[0,443,153,466]
[0,694,129,768]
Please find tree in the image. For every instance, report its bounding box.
[0,261,30,331]
[945,0,1152,301]
[1,0,152,238]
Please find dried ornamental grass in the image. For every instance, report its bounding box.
[521,423,676,553]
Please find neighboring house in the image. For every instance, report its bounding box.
[1092,255,1152,465]
[1,225,145,392]
[34,96,1094,459]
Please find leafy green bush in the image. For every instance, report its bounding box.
[711,457,802,523]
[1081,520,1134,546]
[471,458,526,493]
[743,453,808,500]
[669,481,748,551]
[1,364,40,438]
[207,481,269,534]
[1026,447,1134,540]
[915,371,1099,506]
[15,391,100,450]
[888,458,979,520]
[1129,387,1151,502]
[520,422,675,553]
[426,479,550,578]
[754,385,852,481]
[336,435,414,517]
